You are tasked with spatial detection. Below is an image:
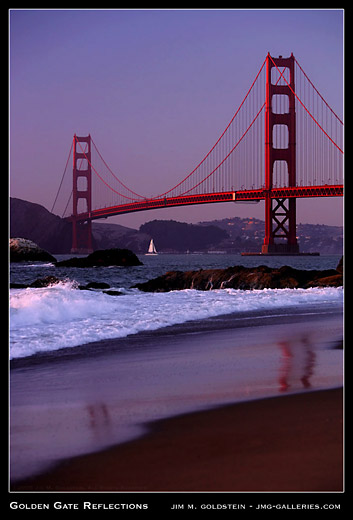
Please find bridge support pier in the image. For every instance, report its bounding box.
[71,220,93,255]
[261,53,300,255]
[71,134,93,254]
[262,196,299,254]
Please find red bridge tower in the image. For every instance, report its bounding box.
[71,134,93,253]
[262,53,299,254]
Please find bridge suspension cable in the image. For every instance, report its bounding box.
[270,55,343,154]
[75,136,144,203]
[147,57,268,200]
[179,102,266,196]
[90,136,145,200]
[51,140,73,214]
[294,57,343,125]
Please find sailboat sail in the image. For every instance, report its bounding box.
[146,239,158,255]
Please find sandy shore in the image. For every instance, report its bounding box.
[13,387,343,492]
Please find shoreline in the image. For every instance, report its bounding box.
[10,303,344,491]
[12,387,343,492]
[10,300,343,367]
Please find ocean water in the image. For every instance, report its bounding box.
[9,254,343,361]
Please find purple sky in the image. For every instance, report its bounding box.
[10,9,344,229]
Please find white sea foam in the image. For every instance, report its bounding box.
[9,281,343,359]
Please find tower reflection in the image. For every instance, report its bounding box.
[278,334,316,392]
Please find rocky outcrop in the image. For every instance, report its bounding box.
[55,248,143,268]
[336,256,343,274]
[10,275,62,289]
[134,258,343,292]
[10,276,122,295]
[10,238,56,263]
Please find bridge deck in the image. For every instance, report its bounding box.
[67,184,343,222]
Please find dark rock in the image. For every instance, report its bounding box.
[84,282,111,290]
[10,283,29,289]
[11,276,63,289]
[103,290,123,296]
[332,338,343,350]
[29,276,62,288]
[10,277,122,294]
[307,274,343,288]
[336,256,343,274]
[76,284,122,295]
[55,248,143,268]
[10,238,56,263]
[134,264,343,293]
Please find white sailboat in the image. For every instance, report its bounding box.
[145,238,158,255]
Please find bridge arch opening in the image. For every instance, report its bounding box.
[271,66,290,85]
[76,198,89,214]
[76,158,89,171]
[76,176,88,191]
[272,94,289,114]
[273,160,289,187]
[272,124,289,149]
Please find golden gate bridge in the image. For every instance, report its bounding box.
[51,53,343,254]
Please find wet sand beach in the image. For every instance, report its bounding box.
[13,387,343,492]
[10,305,344,492]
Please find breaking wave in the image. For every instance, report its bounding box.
[9,281,343,359]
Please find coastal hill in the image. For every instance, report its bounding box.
[10,197,343,255]
[139,220,228,253]
[10,197,72,254]
[198,216,343,254]
[10,197,150,254]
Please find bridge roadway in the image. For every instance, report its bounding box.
[67,184,343,223]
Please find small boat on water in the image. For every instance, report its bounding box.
[145,239,158,256]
